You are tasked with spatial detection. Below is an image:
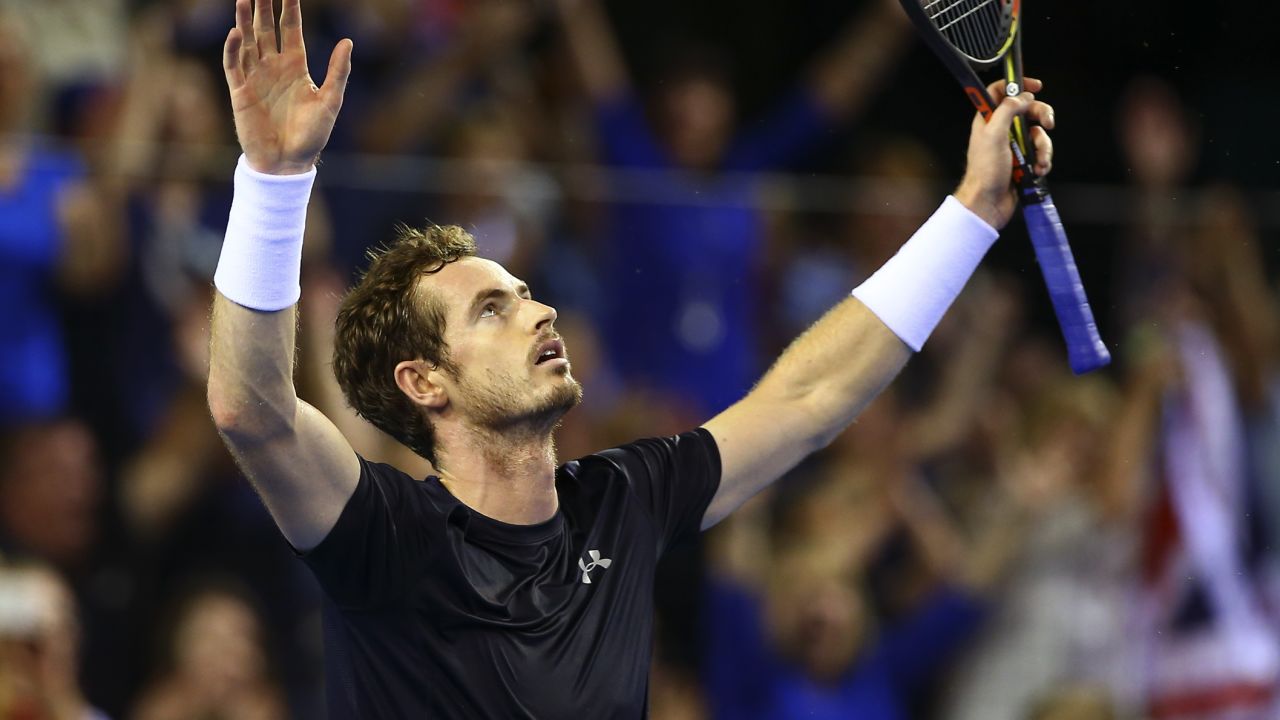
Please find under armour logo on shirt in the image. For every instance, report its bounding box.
[578,550,612,584]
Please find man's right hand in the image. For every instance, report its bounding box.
[953,77,1054,230]
[222,0,352,175]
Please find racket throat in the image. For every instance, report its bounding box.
[1018,176,1049,204]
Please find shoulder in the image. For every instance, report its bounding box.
[564,430,722,552]
[311,455,453,544]
[297,456,453,606]
[354,454,419,494]
[555,429,721,502]
[355,455,458,514]
[589,428,720,473]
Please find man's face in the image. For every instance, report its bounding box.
[766,551,869,683]
[0,420,101,568]
[660,76,733,172]
[425,258,582,432]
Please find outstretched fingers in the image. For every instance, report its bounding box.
[223,28,246,89]
[235,0,257,70]
[280,0,304,53]
[254,0,278,55]
[320,39,353,112]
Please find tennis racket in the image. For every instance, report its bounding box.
[898,0,1109,374]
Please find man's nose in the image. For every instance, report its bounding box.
[532,300,558,332]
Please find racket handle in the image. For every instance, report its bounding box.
[1021,196,1111,374]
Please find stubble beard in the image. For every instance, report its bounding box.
[457,366,584,439]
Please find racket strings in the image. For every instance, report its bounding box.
[921,0,1008,61]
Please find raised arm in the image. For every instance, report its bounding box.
[359,1,535,154]
[207,0,357,551]
[807,0,914,121]
[554,0,631,103]
[701,80,1055,529]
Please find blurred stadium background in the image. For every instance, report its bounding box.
[1,0,1278,718]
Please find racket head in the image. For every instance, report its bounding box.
[916,0,1019,66]
[900,0,1038,185]
[899,0,1008,119]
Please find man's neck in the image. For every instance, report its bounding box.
[433,424,559,526]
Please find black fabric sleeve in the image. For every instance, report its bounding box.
[598,428,722,556]
[299,456,434,609]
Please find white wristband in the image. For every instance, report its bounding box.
[851,195,998,351]
[213,155,316,311]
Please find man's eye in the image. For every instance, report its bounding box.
[480,303,498,318]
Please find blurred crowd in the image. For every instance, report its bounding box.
[1,0,1278,719]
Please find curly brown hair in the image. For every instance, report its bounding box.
[332,224,477,465]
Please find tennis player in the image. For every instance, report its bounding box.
[207,0,1054,716]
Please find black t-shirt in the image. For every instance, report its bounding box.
[300,428,722,719]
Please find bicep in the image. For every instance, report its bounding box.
[221,398,361,551]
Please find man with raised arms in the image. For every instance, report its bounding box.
[207,0,1055,716]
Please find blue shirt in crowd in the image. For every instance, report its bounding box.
[593,90,828,416]
[704,578,985,720]
[0,147,84,424]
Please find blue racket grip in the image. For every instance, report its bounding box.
[1021,197,1111,374]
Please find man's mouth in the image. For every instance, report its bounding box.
[533,338,566,366]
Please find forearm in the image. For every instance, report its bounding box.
[1097,365,1166,521]
[360,23,497,153]
[756,297,910,448]
[56,182,125,295]
[809,0,912,120]
[555,0,629,102]
[208,293,300,438]
[960,499,1028,593]
[206,157,314,438]
[702,300,907,527]
[768,196,999,444]
[906,289,1010,458]
[892,474,964,573]
[361,59,469,154]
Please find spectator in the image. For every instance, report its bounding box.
[1,0,126,136]
[702,380,1034,719]
[554,0,912,416]
[944,373,1138,720]
[1131,193,1280,719]
[0,419,102,572]
[703,465,990,720]
[0,564,109,720]
[0,14,124,425]
[131,583,285,720]
[321,0,540,274]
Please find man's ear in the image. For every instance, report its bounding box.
[393,360,448,410]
